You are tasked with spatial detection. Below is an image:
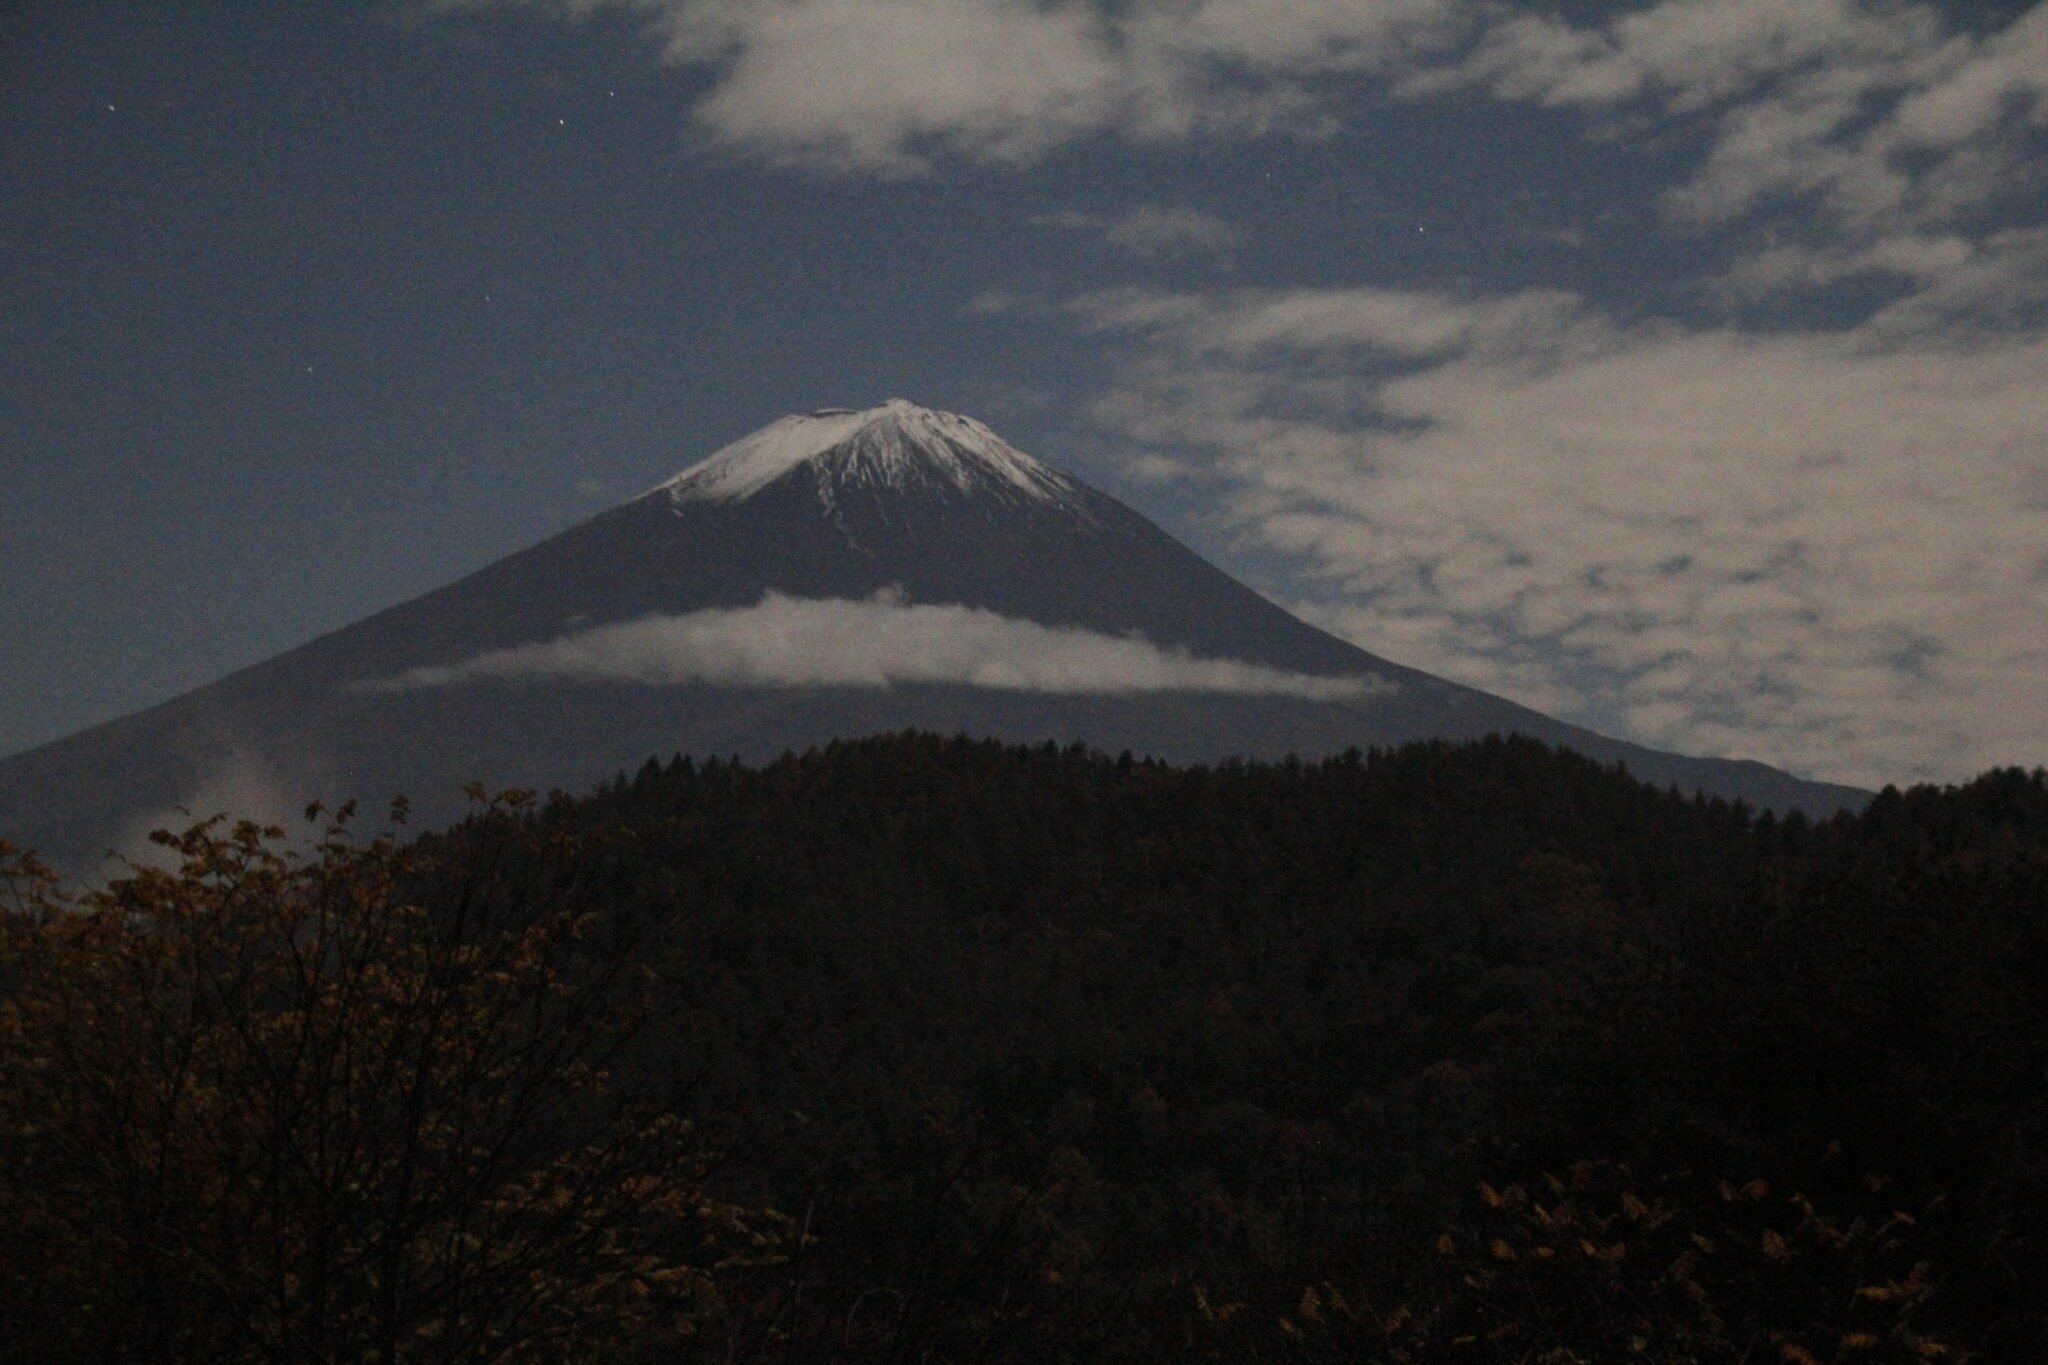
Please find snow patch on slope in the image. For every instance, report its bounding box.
[650,399,1085,508]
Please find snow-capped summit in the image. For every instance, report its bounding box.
[650,399,1084,509]
[0,394,1872,875]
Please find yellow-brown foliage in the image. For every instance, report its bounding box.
[0,805,779,1364]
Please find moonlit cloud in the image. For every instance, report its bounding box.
[1406,0,2048,253]
[438,0,2044,304]
[438,0,1471,173]
[366,590,1391,701]
[416,0,2048,788]
[445,0,2047,228]
[1074,280,2048,788]
[1031,205,1246,262]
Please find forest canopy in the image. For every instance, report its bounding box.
[4,733,2045,1362]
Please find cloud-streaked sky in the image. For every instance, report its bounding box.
[5,0,2044,789]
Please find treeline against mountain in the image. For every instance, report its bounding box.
[4,733,2046,1362]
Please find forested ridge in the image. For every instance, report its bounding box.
[5,732,2046,1361]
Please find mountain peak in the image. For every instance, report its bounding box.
[648,399,1084,509]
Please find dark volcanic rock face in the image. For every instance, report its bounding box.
[0,400,1867,874]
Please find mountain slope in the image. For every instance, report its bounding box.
[0,399,1868,872]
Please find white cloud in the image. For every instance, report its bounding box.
[1890,4,2048,149]
[1077,283,2048,788]
[1072,283,1597,360]
[367,589,1390,701]
[1401,0,1940,113]
[1032,205,1246,261]
[667,0,1126,172]
[422,0,2048,790]
[1711,226,2048,343]
[1862,226,2048,338]
[444,0,2047,250]
[1715,233,1976,300]
[439,0,1470,173]
[1407,0,2048,249]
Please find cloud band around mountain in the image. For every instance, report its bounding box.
[363,590,1391,702]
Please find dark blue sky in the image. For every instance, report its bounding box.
[6,0,2046,787]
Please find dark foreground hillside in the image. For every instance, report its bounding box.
[5,733,2044,1362]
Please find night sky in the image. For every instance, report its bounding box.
[6,0,2046,790]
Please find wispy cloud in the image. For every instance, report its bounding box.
[1405,0,2048,259]
[1075,282,2048,788]
[365,590,1391,701]
[433,0,1471,174]
[1031,205,1246,262]
[107,749,309,877]
[423,0,2048,787]
[437,0,2045,236]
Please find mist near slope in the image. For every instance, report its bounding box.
[101,747,310,877]
[365,590,1395,702]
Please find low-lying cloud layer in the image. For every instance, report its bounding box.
[368,591,1389,701]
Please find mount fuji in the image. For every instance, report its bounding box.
[0,399,1867,873]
